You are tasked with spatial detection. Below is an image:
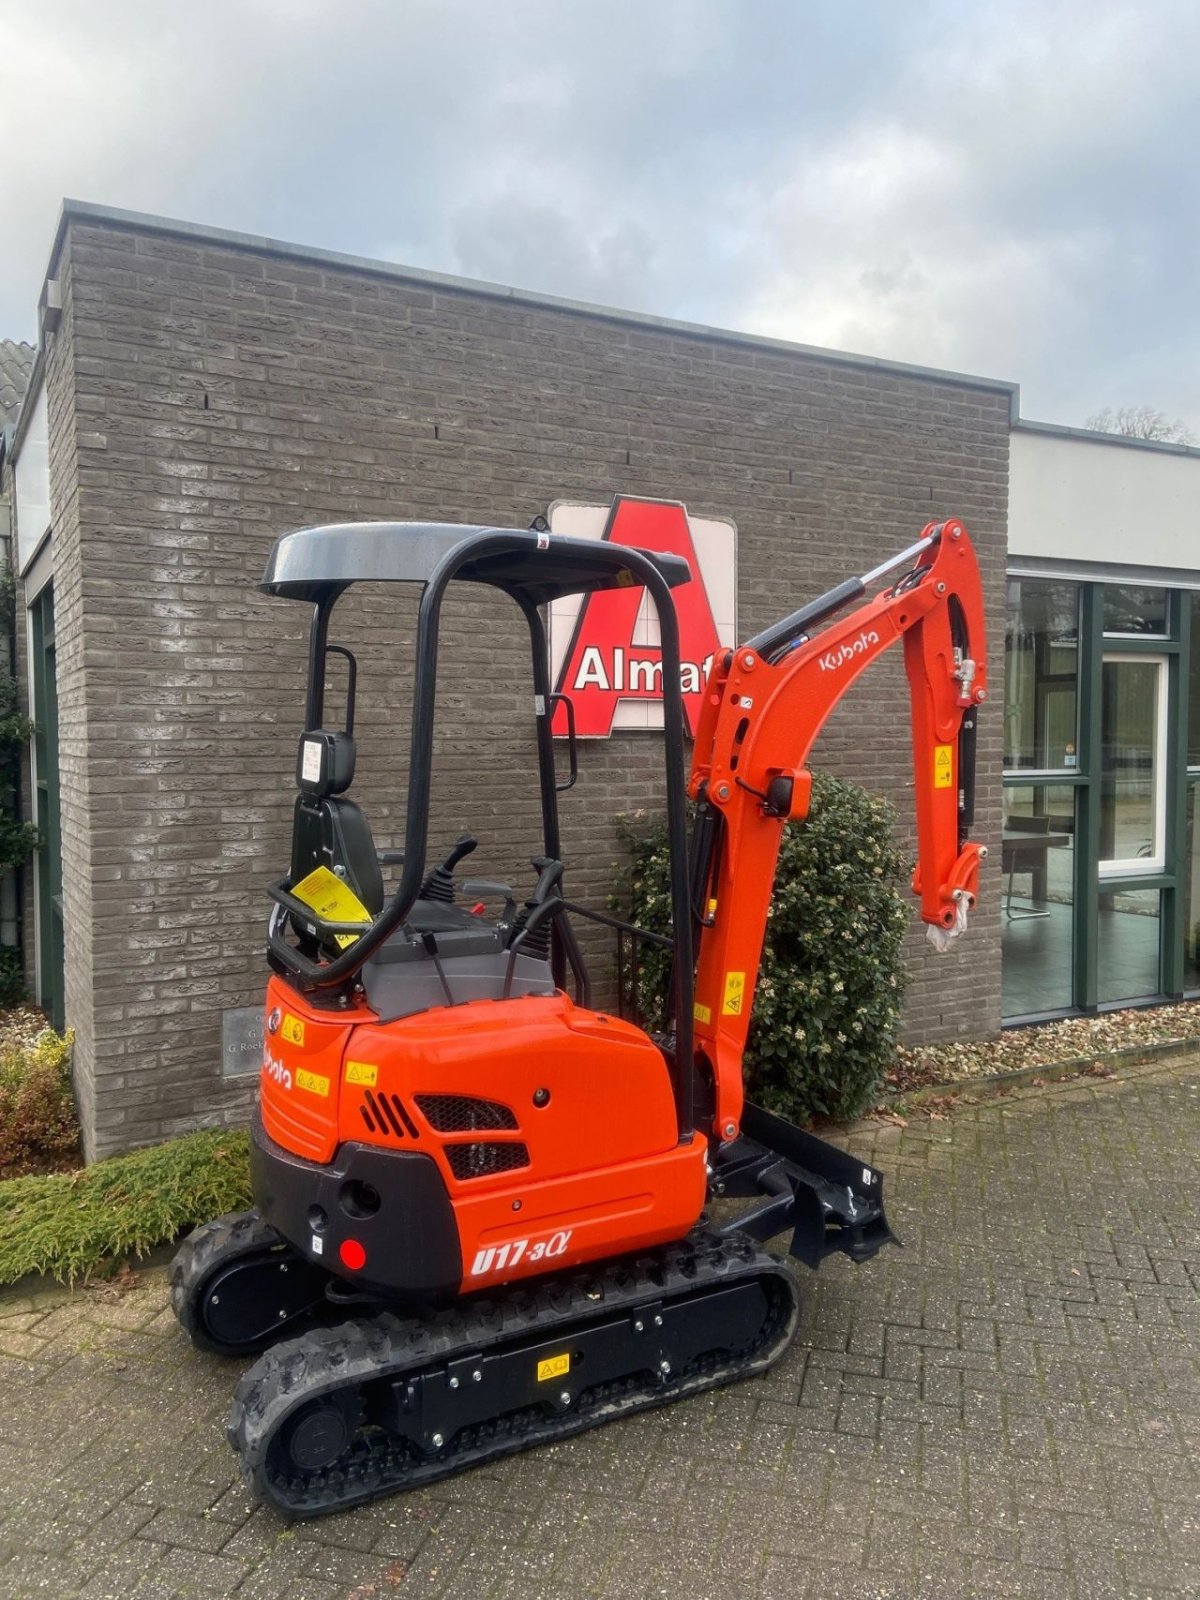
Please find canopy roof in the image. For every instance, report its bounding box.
[261,521,692,606]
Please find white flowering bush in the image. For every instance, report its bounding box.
[615,770,910,1123]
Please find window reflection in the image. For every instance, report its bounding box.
[1002,785,1075,1017]
[1103,585,1167,636]
[1004,579,1079,769]
[1098,888,1162,1004]
[1100,657,1164,872]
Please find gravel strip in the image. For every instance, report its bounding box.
[888,998,1200,1095]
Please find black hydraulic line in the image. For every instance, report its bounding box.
[949,595,977,849]
[745,577,864,664]
[745,530,942,666]
[687,796,723,929]
[958,708,978,849]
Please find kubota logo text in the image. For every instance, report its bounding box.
[264,1050,292,1091]
[819,630,880,673]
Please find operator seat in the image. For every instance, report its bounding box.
[290,730,384,915]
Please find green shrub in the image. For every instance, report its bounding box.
[0,946,25,1009]
[0,1127,252,1284]
[0,1026,79,1175]
[616,770,911,1123]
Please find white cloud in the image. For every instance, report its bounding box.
[0,0,1195,428]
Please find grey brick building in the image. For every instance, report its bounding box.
[6,201,1013,1160]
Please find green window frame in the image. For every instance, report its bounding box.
[1004,579,1196,1019]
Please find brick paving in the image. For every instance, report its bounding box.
[1,1055,1198,1600]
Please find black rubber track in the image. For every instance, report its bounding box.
[170,1211,331,1358]
[229,1227,800,1517]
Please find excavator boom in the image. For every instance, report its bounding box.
[688,519,988,1140]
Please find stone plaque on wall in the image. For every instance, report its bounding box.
[222,1006,263,1078]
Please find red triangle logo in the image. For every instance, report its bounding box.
[552,497,720,738]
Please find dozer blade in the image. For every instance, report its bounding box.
[712,1100,899,1269]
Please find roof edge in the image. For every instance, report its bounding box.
[51,199,1021,404]
[6,347,46,464]
[1014,417,1200,461]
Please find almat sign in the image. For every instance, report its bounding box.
[551,497,728,738]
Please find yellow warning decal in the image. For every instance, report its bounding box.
[933,744,954,789]
[537,1352,570,1382]
[345,1060,378,1088]
[280,1014,305,1046]
[290,865,372,950]
[693,1002,712,1025]
[722,971,747,1016]
[295,1068,330,1098]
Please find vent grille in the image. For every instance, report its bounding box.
[416,1094,518,1133]
[444,1142,530,1181]
[360,1090,419,1140]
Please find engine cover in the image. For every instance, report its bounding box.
[256,978,707,1297]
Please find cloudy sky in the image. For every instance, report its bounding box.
[2,0,1197,430]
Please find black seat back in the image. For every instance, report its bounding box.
[290,730,384,915]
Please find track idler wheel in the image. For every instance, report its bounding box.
[273,1390,363,1476]
[170,1211,332,1358]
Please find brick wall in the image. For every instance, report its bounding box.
[51,214,1010,1158]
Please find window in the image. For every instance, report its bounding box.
[1099,655,1167,875]
[1103,585,1168,637]
[1001,785,1075,1017]
[1003,573,1196,1021]
[1004,578,1080,770]
[12,381,51,571]
[1098,888,1162,1005]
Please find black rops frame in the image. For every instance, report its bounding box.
[265,524,698,1142]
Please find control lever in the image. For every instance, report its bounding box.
[419,833,479,905]
[461,879,518,932]
[507,856,564,958]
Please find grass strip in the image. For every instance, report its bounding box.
[0,1127,251,1286]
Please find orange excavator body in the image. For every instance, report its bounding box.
[174,501,988,1515]
[258,974,707,1295]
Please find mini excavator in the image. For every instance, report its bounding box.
[172,498,988,1516]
